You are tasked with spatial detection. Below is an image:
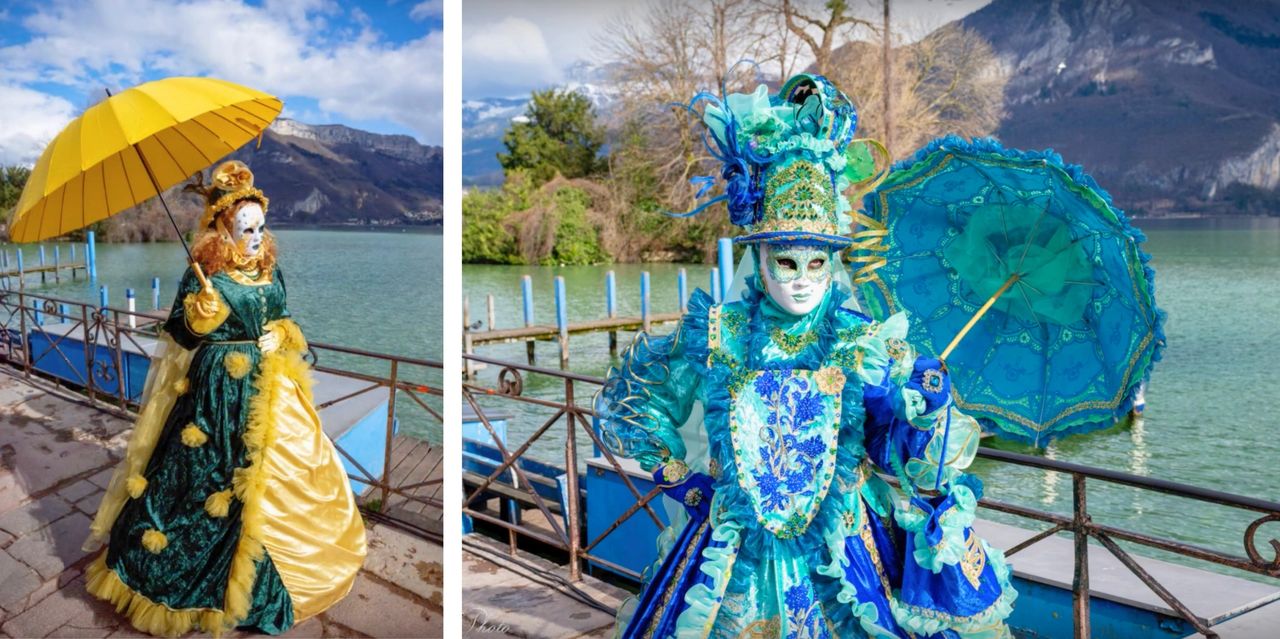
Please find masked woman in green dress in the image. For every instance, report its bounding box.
[83,161,367,637]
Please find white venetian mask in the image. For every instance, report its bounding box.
[232,202,266,258]
[758,243,833,316]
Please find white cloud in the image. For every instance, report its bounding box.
[462,16,560,98]
[0,84,76,165]
[409,1,442,21]
[0,0,443,146]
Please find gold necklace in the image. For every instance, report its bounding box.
[770,326,816,355]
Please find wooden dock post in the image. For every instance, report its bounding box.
[521,275,535,364]
[99,285,108,309]
[677,268,688,313]
[463,296,474,380]
[717,238,734,303]
[554,276,568,370]
[16,249,24,290]
[605,270,617,355]
[58,304,68,322]
[126,288,137,328]
[31,299,42,326]
[38,246,46,284]
[710,267,721,303]
[152,277,161,310]
[486,294,495,332]
[1,250,9,289]
[641,271,651,333]
[87,231,97,280]
[53,246,61,283]
[70,244,77,278]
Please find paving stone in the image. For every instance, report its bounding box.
[1,575,103,639]
[57,480,99,505]
[47,620,116,637]
[0,472,26,519]
[6,511,93,580]
[85,469,115,491]
[103,629,153,639]
[75,490,104,517]
[278,616,324,638]
[0,549,42,613]
[461,543,619,639]
[0,399,116,498]
[0,496,72,538]
[362,524,444,608]
[323,572,441,638]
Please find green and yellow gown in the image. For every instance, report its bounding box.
[83,264,367,636]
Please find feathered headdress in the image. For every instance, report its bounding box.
[675,73,882,246]
[184,160,269,230]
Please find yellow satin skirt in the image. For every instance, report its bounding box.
[258,365,368,621]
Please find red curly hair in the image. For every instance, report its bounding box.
[191,200,277,275]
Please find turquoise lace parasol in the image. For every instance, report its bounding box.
[852,136,1166,445]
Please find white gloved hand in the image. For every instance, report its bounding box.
[258,326,282,354]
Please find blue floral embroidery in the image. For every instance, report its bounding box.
[782,581,830,639]
[754,468,787,510]
[749,376,830,516]
[754,371,781,397]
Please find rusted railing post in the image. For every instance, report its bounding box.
[381,359,399,509]
[564,378,581,581]
[17,290,28,379]
[1073,473,1090,638]
[82,304,94,404]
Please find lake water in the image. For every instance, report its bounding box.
[2,228,444,441]
[463,217,1280,578]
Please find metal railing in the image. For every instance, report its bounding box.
[461,352,1280,638]
[0,288,444,539]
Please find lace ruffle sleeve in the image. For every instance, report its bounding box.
[596,290,711,472]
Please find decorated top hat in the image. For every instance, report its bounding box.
[678,73,872,247]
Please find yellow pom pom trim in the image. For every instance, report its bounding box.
[173,377,189,394]
[205,489,233,518]
[181,424,208,447]
[141,529,168,554]
[126,474,147,499]
[224,351,252,379]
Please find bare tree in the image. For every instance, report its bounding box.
[776,0,878,77]
[592,1,1006,260]
[600,0,772,231]
[826,22,1006,158]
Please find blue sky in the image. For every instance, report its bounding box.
[0,0,443,165]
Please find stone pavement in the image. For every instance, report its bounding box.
[461,534,629,639]
[0,370,443,638]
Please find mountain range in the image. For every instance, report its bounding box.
[232,119,443,225]
[462,0,1280,215]
[962,0,1280,215]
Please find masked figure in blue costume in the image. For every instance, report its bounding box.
[598,75,1016,638]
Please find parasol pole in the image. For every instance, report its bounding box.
[939,272,1020,361]
[104,88,210,289]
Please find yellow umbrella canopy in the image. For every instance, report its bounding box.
[9,76,283,243]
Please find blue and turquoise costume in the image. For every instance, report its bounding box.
[598,75,1016,638]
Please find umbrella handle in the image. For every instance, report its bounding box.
[939,272,1020,361]
[191,261,211,291]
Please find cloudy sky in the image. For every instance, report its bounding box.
[463,0,991,100]
[0,0,444,166]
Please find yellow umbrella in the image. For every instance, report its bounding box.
[9,76,283,256]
